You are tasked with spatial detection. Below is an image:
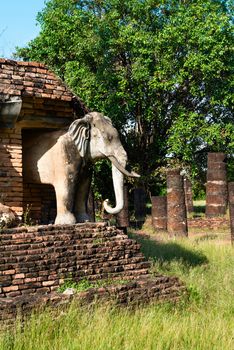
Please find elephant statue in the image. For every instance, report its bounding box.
[23,112,139,225]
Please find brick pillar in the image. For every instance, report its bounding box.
[206,152,227,217]
[228,182,234,244]
[167,169,188,237]
[116,185,129,233]
[184,177,194,213]
[0,128,23,219]
[87,189,95,222]
[151,196,167,231]
[134,187,147,224]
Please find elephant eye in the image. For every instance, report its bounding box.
[108,135,113,142]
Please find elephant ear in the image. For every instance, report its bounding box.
[68,116,91,157]
[103,115,112,125]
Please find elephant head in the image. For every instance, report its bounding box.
[68,112,139,214]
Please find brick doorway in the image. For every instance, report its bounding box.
[22,129,57,224]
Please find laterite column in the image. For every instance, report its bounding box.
[167,169,188,237]
[184,178,194,213]
[151,196,167,231]
[206,153,228,217]
[87,189,95,222]
[116,185,129,233]
[228,182,234,244]
[134,187,147,224]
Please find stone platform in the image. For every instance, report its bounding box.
[0,222,185,321]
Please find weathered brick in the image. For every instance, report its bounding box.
[42,281,56,287]
[12,279,24,285]
[25,278,37,283]
[3,270,15,275]
[0,224,151,298]
[3,286,19,292]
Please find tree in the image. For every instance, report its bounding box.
[16,0,234,195]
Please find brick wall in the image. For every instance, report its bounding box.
[23,183,56,224]
[0,276,185,323]
[0,59,88,112]
[0,58,89,224]
[0,127,23,217]
[0,223,150,298]
[0,127,57,223]
[20,97,75,121]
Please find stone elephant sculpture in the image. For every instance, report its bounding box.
[23,112,139,225]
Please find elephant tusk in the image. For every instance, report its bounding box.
[103,198,123,214]
[107,155,140,178]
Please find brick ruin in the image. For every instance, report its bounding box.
[0,59,186,322]
[0,223,150,298]
[167,169,188,237]
[0,222,185,322]
[151,196,167,231]
[151,157,232,237]
[206,152,228,217]
[0,58,88,224]
[184,177,194,213]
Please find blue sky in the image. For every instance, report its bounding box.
[0,0,46,58]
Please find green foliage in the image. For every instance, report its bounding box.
[22,204,33,226]
[15,0,234,193]
[92,159,114,204]
[192,184,206,200]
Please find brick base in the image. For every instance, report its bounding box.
[0,222,185,321]
[0,276,185,323]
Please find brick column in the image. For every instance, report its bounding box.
[184,177,194,213]
[228,182,234,244]
[167,169,188,237]
[87,189,95,222]
[151,196,167,231]
[0,128,23,219]
[206,152,227,217]
[116,185,129,233]
[134,187,147,224]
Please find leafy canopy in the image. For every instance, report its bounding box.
[16,0,234,193]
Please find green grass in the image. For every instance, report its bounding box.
[58,277,129,293]
[192,199,206,217]
[1,236,234,350]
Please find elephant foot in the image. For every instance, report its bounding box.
[75,212,90,223]
[55,212,76,225]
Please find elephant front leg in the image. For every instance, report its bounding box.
[74,168,92,223]
[54,181,76,225]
